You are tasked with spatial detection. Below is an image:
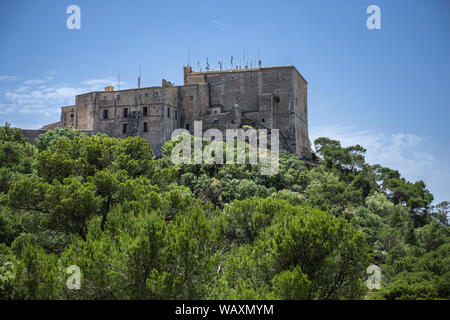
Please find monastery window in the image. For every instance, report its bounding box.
[143,122,148,133]
[180,97,184,101]
[123,108,128,118]
[70,114,74,118]
[117,95,120,100]
[102,109,108,119]
[213,119,219,125]
[262,118,265,123]
[175,110,178,120]
[122,123,127,134]
[143,107,148,117]
[186,123,190,131]
[167,107,171,118]
[273,96,280,104]
[145,92,148,97]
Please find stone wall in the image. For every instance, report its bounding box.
[54,65,311,159]
[184,66,311,158]
[21,130,46,144]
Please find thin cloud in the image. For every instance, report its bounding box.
[0,76,130,118]
[211,20,232,29]
[0,75,17,81]
[24,79,46,85]
[82,78,127,91]
[82,78,116,86]
[310,124,448,203]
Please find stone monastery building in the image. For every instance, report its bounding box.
[41,65,311,158]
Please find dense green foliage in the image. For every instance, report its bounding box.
[0,125,448,300]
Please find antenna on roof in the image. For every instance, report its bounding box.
[205,58,210,71]
[258,46,262,68]
[118,73,120,91]
[188,48,191,66]
[138,64,141,88]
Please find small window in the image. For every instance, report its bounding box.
[273,96,280,104]
[117,94,120,99]
[175,110,178,120]
[189,96,193,101]
[143,107,148,116]
[123,108,128,118]
[145,92,148,97]
[167,107,170,118]
[70,113,74,118]
[186,123,190,131]
[143,122,148,132]
[262,118,265,123]
[213,119,219,125]
[122,123,127,134]
[180,97,184,101]
[102,109,108,119]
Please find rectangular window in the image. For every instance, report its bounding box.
[102,109,108,119]
[167,107,170,118]
[186,123,190,131]
[117,95,120,100]
[122,123,127,134]
[143,107,148,116]
[175,110,178,120]
[143,122,148,132]
[213,119,219,125]
[123,108,128,118]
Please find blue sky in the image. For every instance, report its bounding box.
[0,0,449,202]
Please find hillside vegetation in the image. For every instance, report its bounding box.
[0,124,448,300]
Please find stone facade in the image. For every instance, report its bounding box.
[51,65,311,158]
